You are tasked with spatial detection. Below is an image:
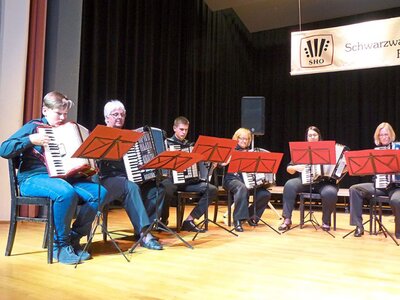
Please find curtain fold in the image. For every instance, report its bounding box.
[24,0,47,122]
[22,0,47,217]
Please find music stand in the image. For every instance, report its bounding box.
[228,150,283,234]
[128,150,204,253]
[342,149,400,245]
[71,125,143,265]
[191,135,238,240]
[286,141,336,237]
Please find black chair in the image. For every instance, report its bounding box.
[299,192,337,230]
[176,191,203,232]
[5,158,54,263]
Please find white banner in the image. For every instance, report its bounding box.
[291,16,400,75]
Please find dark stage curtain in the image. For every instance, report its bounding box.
[78,0,400,187]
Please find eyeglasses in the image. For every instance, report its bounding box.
[307,134,319,138]
[238,137,249,141]
[109,112,126,118]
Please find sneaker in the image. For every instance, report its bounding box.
[53,245,81,264]
[71,239,92,261]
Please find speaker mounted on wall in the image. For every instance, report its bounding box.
[241,96,265,136]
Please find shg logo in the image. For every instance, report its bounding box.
[300,34,334,68]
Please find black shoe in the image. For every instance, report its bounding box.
[354,226,364,237]
[321,223,331,232]
[181,220,206,233]
[278,219,292,231]
[234,220,244,232]
[247,218,258,227]
[140,238,163,250]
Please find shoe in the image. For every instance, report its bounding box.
[181,220,206,233]
[278,219,292,231]
[140,238,163,250]
[234,220,244,232]
[321,223,330,232]
[247,218,258,227]
[71,235,92,261]
[354,226,364,237]
[53,245,81,265]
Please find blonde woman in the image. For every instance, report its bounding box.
[349,122,400,238]
[222,128,271,232]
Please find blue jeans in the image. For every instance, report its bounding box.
[20,173,107,246]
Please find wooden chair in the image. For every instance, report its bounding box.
[176,191,202,232]
[5,158,54,263]
[299,192,336,230]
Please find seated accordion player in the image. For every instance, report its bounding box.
[375,142,400,189]
[37,122,96,178]
[301,143,349,184]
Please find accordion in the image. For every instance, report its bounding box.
[241,148,276,189]
[37,122,96,178]
[167,144,208,184]
[301,143,348,184]
[375,142,400,189]
[123,126,166,184]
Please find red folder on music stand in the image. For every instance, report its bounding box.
[72,125,143,161]
[139,150,205,172]
[192,135,237,163]
[71,125,143,265]
[289,140,336,165]
[227,151,283,174]
[344,149,400,176]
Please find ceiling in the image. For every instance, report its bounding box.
[203,0,400,32]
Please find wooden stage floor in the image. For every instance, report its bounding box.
[1,206,400,300]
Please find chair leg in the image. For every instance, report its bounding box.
[333,206,337,231]
[48,202,54,264]
[5,221,17,257]
[213,198,219,223]
[176,194,184,232]
[300,196,305,229]
[5,202,18,256]
[227,192,232,227]
[102,205,109,242]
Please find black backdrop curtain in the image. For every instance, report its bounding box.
[78,0,400,187]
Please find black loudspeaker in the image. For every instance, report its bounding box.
[241,96,265,135]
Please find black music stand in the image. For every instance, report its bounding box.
[71,125,143,265]
[286,141,336,237]
[228,150,283,234]
[191,135,238,240]
[342,149,400,245]
[128,150,204,253]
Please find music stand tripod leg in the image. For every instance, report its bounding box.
[75,181,130,268]
[373,218,399,246]
[192,167,238,241]
[128,175,193,254]
[250,184,280,235]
